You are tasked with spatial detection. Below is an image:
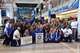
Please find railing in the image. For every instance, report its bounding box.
[35,0,69,17]
[60,0,69,5]
[41,4,48,13]
[35,12,40,17]
[50,0,69,9]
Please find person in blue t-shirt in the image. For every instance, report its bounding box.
[35,25,43,33]
[24,16,35,25]
[53,29,61,43]
[3,23,13,46]
[49,27,56,42]
[29,26,35,43]
[45,30,50,42]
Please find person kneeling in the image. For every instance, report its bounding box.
[63,25,72,43]
[45,30,50,43]
[49,27,56,43]
[53,29,61,43]
[10,27,21,47]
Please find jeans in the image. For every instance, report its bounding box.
[72,28,77,41]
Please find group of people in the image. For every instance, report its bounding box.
[3,16,78,46]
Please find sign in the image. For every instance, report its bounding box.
[36,33,44,44]
[1,10,6,17]
[70,0,79,9]
[48,10,51,17]
[21,36,32,45]
[51,1,69,14]
[50,0,79,14]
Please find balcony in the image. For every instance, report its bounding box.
[35,11,40,17]
[41,4,48,13]
[50,0,69,9]
[14,0,39,4]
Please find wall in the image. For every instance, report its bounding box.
[56,12,78,19]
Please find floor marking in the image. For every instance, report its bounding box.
[62,43,77,53]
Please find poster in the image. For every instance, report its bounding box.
[36,33,44,44]
[21,36,32,45]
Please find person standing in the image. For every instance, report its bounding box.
[29,26,35,43]
[71,18,78,41]
[3,23,13,46]
[25,16,35,25]
[20,22,26,37]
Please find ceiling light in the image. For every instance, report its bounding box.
[39,9,40,11]
[43,5,46,8]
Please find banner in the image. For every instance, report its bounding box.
[21,36,32,45]
[36,33,44,44]
[51,0,79,14]
[1,10,6,17]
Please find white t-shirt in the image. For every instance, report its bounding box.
[13,30,20,40]
[6,22,9,27]
[71,21,78,28]
[4,22,9,33]
[61,28,64,31]
[63,28,72,37]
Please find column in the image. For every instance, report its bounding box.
[78,0,80,40]
[6,3,14,19]
[10,3,14,19]
[48,2,51,23]
[0,10,2,26]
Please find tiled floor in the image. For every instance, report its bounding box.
[0,42,80,53]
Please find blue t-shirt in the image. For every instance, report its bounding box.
[35,29,43,33]
[30,18,35,24]
[25,18,35,25]
[24,19,28,25]
[29,30,35,37]
[4,26,12,36]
